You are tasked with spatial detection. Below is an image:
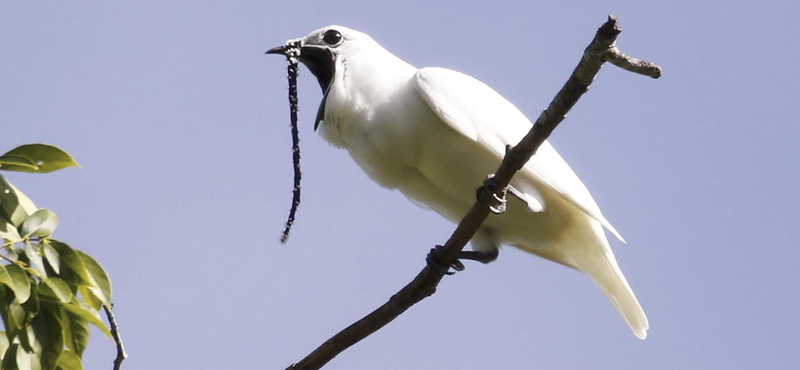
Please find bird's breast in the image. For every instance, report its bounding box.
[321,78,432,189]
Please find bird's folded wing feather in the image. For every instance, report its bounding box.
[413,67,625,242]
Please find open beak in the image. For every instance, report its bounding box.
[266,40,334,132]
[266,42,334,94]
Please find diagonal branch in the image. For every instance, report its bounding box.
[286,15,661,370]
[104,304,128,370]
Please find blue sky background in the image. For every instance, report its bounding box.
[3,1,798,369]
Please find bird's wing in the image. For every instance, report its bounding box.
[413,67,624,242]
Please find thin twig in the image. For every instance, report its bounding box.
[605,48,662,78]
[103,304,128,370]
[285,15,661,370]
[0,254,16,264]
[280,42,303,244]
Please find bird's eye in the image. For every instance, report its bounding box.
[323,29,342,45]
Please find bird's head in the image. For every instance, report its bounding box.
[266,25,373,93]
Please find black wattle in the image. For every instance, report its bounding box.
[315,85,330,131]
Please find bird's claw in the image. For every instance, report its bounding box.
[476,175,507,214]
[426,245,465,275]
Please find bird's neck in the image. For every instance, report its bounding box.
[339,46,417,101]
[319,46,417,147]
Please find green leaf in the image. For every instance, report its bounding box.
[57,308,89,358]
[0,331,8,362]
[77,287,102,312]
[0,155,39,170]
[18,321,36,354]
[59,308,89,356]
[24,243,47,278]
[55,349,82,370]
[32,308,63,370]
[0,287,17,342]
[0,176,38,227]
[60,302,111,339]
[2,343,19,370]
[0,265,31,304]
[0,220,21,242]
[21,283,40,320]
[42,243,60,275]
[16,344,42,370]
[18,303,56,362]
[45,241,93,287]
[19,209,59,238]
[40,278,73,304]
[8,300,26,332]
[74,251,111,306]
[0,144,80,174]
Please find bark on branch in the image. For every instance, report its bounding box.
[286,15,661,370]
[104,304,128,370]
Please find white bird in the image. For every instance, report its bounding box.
[268,25,649,339]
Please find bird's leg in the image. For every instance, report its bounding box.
[505,185,528,205]
[426,246,499,275]
[476,176,507,214]
[458,249,499,264]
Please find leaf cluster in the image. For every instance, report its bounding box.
[0,144,111,370]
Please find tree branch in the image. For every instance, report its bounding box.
[104,304,128,370]
[286,15,661,370]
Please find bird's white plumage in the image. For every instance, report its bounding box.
[414,68,625,242]
[291,25,648,339]
[413,67,647,338]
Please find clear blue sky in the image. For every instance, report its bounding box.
[3,1,798,369]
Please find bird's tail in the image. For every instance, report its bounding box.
[571,221,649,339]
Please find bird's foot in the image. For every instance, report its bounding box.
[476,175,507,214]
[426,246,500,275]
[426,245,465,275]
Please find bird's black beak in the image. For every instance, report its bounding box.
[265,45,288,55]
[267,42,334,94]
